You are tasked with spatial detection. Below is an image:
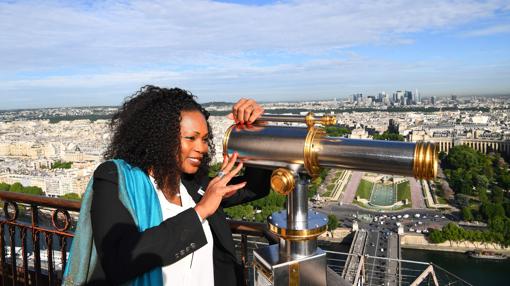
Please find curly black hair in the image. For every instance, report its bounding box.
[104,85,214,196]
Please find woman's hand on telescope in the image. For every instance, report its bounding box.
[194,152,246,220]
[227,98,264,125]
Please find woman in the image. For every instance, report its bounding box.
[63,86,271,285]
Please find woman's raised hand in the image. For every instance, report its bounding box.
[227,98,264,125]
[194,152,245,220]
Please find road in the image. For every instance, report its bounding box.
[320,203,453,234]
[340,171,362,204]
[409,177,426,209]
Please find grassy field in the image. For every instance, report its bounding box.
[356,179,373,200]
[323,184,336,197]
[396,181,411,202]
[436,196,448,204]
[334,170,345,180]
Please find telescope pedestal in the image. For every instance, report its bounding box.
[254,172,328,286]
[253,244,327,286]
[223,118,437,285]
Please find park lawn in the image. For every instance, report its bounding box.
[323,184,335,197]
[356,179,373,200]
[334,170,344,180]
[436,196,448,204]
[396,181,411,202]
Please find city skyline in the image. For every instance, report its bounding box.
[1,0,510,109]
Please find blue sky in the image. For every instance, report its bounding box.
[1,0,509,109]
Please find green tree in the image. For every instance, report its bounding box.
[428,229,446,243]
[504,202,510,218]
[462,207,474,222]
[480,202,506,220]
[51,161,73,169]
[60,193,81,201]
[474,175,489,190]
[442,223,463,243]
[497,172,510,189]
[373,131,404,141]
[327,214,339,236]
[478,188,489,203]
[488,216,506,234]
[0,182,10,191]
[23,186,43,195]
[9,182,23,193]
[325,126,351,137]
[224,205,254,221]
[491,187,504,202]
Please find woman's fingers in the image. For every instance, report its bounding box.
[222,152,238,174]
[233,98,258,124]
[232,98,247,123]
[224,182,247,195]
[247,106,264,124]
[208,175,222,186]
[231,98,263,125]
[221,154,229,170]
[219,161,243,184]
[243,105,254,124]
[238,99,256,124]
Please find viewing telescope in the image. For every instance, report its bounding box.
[223,112,438,286]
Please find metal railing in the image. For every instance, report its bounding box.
[0,191,475,286]
[0,191,80,285]
[0,191,277,286]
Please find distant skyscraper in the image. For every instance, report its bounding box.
[404,91,413,105]
[393,90,404,105]
[352,93,363,103]
[415,89,421,103]
[431,96,436,105]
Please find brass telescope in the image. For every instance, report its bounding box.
[223,123,437,180]
[222,112,438,285]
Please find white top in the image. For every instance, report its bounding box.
[149,177,215,285]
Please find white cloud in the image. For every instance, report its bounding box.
[0,0,504,71]
[462,24,510,37]
[0,0,509,108]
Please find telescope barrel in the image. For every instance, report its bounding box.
[257,114,307,124]
[223,124,437,179]
[256,112,337,127]
[318,137,415,176]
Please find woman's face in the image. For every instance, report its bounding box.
[179,110,209,174]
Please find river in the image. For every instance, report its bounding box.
[402,248,510,286]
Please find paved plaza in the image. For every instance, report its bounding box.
[335,171,425,210]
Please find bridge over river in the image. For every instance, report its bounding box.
[336,230,472,286]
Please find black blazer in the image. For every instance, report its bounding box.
[87,161,271,285]
[181,167,272,286]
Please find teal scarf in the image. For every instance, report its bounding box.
[63,159,163,285]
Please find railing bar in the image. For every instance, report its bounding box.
[32,230,41,286]
[45,233,54,286]
[21,227,29,286]
[0,222,6,286]
[241,234,248,286]
[326,258,347,262]
[0,221,73,238]
[430,263,473,286]
[0,191,80,211]
[60,235,67,280]
[8,226,16,286]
